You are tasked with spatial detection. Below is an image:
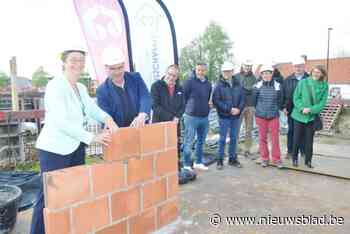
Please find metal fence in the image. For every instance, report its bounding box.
[86,120,103,156]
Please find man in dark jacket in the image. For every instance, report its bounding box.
[282,57,308,159]
[235,60,257,158]
[96,49,151,128]
[151,64,185,170]
[182,63,212,171]
[272,67,284,84]
[213,62,245,170]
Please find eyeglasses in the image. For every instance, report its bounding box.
[68,58,86,64]
[167,72,178,78]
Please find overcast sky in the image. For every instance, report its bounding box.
[0,0,349,78]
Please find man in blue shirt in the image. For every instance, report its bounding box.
[182,63,212,171]
[96,49,151,127]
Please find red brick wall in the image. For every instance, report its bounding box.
[43,122,179,234]
[278,57,350,84]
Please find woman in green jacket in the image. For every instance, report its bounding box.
[291,65,329,168]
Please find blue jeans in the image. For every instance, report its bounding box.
[30,143,86,234]
[218,118,239,161]
[183,114,209,166]
[287,116,305,154]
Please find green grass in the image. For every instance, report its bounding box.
[15,161,40,172]
[14,155,103,172]
[86,155,103,164]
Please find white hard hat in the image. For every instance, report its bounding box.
[260,64,274,73]
[292,57,305,65]
[60,44,87,60]
[221,61,234,71]
[102,47,125,66]
[61,44,87,54]
[242,59,253,66]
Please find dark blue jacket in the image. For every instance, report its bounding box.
[96,72,152,127]
[183,71,212,117]
[212,77,245,119]
[253,80,283,119]
[282,72,309,114]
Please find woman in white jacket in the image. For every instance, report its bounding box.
[30,46,118,234]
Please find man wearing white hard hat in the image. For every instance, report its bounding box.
[252,65,283,168]
[213,62,245,170]
[31,46,118,234]
[282,57,309,159]
[235,59,257,158]
[96,48,151,128]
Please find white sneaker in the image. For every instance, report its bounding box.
[183,166,193,171]
[193,163,209,171]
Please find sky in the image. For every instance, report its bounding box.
[0,0,349,78]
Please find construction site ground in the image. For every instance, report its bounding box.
[14,133,350,234]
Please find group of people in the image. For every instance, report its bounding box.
[178,58,328,172]
[30,45,329,234]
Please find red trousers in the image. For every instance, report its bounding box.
[256,117,281,163]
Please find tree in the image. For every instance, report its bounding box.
[179,21,233,82]
[0,71,10,88]
[79,72,91,88]
[32,66,51,88]
[79,72,96,96]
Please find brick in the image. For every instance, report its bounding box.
[72,196,110,234]
[44,208,70,234]
[96,221,127,234]
[44,165,91,209]
[127,157,154,186]
[139,123,166,154]
[166,121,177,148]
[129,208,156,234]
[103,127,140,162]
[167,174,179,198]
[156,149,178,177]
[143,178,167,210]
[157,199,178,228]
[111,187,140,221]
[91,161,125,196]
[278,57,350,84]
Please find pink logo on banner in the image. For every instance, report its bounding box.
[73,0,129,83]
